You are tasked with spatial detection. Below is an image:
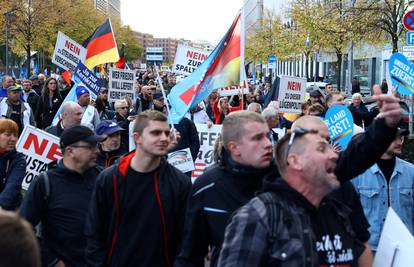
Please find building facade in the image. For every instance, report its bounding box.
[94,0,121,20]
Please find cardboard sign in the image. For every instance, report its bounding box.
[373,208,414,267]
[172,44,210,76]
[168,148,195,173]
[278,76,307,114]
[324,105,354,149]
[16,125,62,190]
[52,32,87,71]
[191,124,222,180]
[109,68,136,102]
[389,52,414,95]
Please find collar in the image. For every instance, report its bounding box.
[371,156,403,175]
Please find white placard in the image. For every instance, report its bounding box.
[278,76,307,114]
[172,44,210,76]
[168,148,195,173]
[218,85,248,97]
[16,125,62,190]
[373,208,414,267]
[52,31,87,71]
[191,124,222,180]
[109,67,136,102]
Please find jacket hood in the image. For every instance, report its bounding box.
[117,151,167,176]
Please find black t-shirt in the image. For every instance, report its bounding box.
[10,103,23,134]
[312,199,365,267]
[377,157,396,184]
[112,166,165,266]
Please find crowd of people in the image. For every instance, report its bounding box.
[0,68,412,267]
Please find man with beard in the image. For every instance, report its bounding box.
[85,110,191,267]
[217,94,401,266]
[22,79,40,113]
[134,85,155,114]
[177,93,401,267]
[20,126,104,267]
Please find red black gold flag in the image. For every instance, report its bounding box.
[115,43,126,69]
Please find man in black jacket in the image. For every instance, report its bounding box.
[85,110,192,267]
[45,101,83,137]
[20,126,104,267]
[95,120,127,169]
[175,94,401,267]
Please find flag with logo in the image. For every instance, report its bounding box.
[167,11,246,123]
[83,19,119,70]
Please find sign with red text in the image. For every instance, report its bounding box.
[52,31,87,71]
[173,44,210,76]
[218,84,248,97]
[16,125,62,190]
[191,124,222,181]
[278,76,307,114]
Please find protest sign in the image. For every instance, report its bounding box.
[172,44,210,76]
[389,52,414,95]
[218,85,248,97]
[324,105,354,149]
[16,125,62,190]
[191,124,222,180]
[109,67,136,102]
[277,76,306,114]
[52,32,87,71]
[52,62,102,125]
[373,208,414,267]
[167,148,195,173]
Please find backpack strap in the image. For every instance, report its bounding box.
[257,192,281,243]
[42,172,50,202]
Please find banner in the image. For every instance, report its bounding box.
[218,84,248,97]
[277,76,307,114]
[52,32,87,71]
[16,125,62,190]
[324,105,354,150]
[52,62,102,125]
[389,52,414,95]
[191,124,222,180]
[167,148,195,173]
[109,67,136,102]
[172,44,210,76]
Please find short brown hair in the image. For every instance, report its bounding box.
[0,211,41,267]
[222,110,266,147]
[133,110,167,134]
[0,119,18,137]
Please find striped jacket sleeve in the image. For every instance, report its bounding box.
[217,197,269,267]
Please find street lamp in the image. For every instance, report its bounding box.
[4,9,17,76]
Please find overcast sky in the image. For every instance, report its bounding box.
[121,0,244,44]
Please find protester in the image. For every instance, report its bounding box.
[247,102,262,113]
[213,95,243,124]
[76,86,100,130]
[98,87,112,110]
[22,79,40,112]
[0,86,36,134]
[186,101,212,125]
[352,127,414,252]
[0,119,26,210]
[58,76,73,99]
[349,93,369,127]
[217,99,401,266]
[85,110,191,267]
[20,125,103,267]
[352,76,361,94]
[95,95,115,120]
[45,101,83,137]
[95,120,126,168]
[29,75,42,95]
[0,210,41,267]
[261,107,281,145]
[0,75,15,101]
[35,77,63,129]
[134,85,155,114]
[325,83,334,94]
[114,99,133,151]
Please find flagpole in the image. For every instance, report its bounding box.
[154,65,175,130]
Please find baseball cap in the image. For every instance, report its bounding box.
[76,86,89,98]
[60,125,105,149]
[95,120,124,136]
[310,89,323,98]
[397,127,409,137]
[7,86,22,93]
[29,75,38,81]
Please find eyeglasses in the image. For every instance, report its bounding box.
[285,127,319,164]
[119,106,128,110]
[70,143,98,150]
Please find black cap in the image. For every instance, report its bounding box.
[310,89,323,98]
[60,125,105,149]
[397,127,409,137]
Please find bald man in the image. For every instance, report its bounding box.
[45,102,83,137]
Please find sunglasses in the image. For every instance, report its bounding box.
[119,106,129,110]
[286,127,319,164]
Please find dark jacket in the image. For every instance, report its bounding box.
[174,151,278,267]
[45,120,65,137]
[114,113,130,152]
[24,90,40,113]
[35,93,63,129]
[172,117,200,161]
[175,117,397,267]
[96,145,126,169]
[348,103,368,127]
[0,150,26,210]
[217,179,365,267]
[85,151,192,267]
[19,160,101,267]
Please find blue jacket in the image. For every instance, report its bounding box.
[351,157,414,250]
[0,150,26,210]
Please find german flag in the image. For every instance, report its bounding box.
[115,43,126,69]
[83,19,119,69]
